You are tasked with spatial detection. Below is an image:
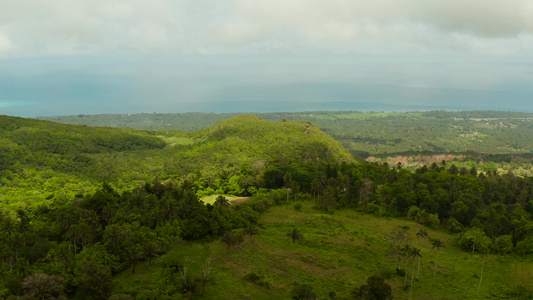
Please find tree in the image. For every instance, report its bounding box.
[409,247,422,299]
[292,284,316,299]
[288,228,303,243]
[476,233,492,295]
[359,178,373,211]
[431,239,445,284]
[387,227,408,270]
[243,223,259,237]
[22,273,66,300]
[401,244,411,286]
[220,230,244,251]
[354,275,392,300]
[415,229,428,278]
[214,195,230,209]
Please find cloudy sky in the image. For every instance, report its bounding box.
[1,0,533,116]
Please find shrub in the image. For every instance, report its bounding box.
[515,237,533,255]
[244,271,272,289]
[353,275,393,300]
[291,284,316,300]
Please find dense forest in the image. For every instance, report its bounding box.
[41,110,533,176]
[1,114,532,299]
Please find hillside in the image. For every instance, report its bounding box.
[1,114,532,298]
[0,115,353,210]
[168,115,354,179]
[111,201,533,299]
[40,110,533,175]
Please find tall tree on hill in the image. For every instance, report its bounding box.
[359,178,373,211]
[402,244,411,286]
[409,247,422,299]
[431,239,445,284]
[415,229,428,278]
[387,227,408,270]
[476,233,492,295]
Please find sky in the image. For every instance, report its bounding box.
[1,0,533,116]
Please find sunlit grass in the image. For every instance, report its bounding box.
[200,194,247,205]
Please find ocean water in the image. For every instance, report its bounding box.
[2,55,533,117]
[2,82,532,117]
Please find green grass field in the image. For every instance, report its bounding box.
[111,201,533,299]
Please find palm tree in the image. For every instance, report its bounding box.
[477,250,487,295]
[415,229,428,246]
[288,228,303,243]
[409,247,422,299]
[431,239,445,284]
[415,229,428,278]
[401,244,411,286]
[214,195,230,209]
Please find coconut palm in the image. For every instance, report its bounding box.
[409,247,422,299]
[431,239,445,284]
[401,244,411,286]
[415,229,428,278]
[214,195,230,209]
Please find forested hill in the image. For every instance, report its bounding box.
[41,110,533,175]
[171,114,354,174]
[0,114,353,210]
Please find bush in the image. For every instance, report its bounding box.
[395,268,406,277]
[446,217,464,233]
[294,202,303,211]
[354,275,393,300]
[291,284,316,300]
[515,237,533,255]
[244,271,272,289]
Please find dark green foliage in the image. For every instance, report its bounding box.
[515,237,533,255]
[354,275,393,300]
[292,284,317,300]
[244,271,272,289]
[288,228,303,243]
[220,230,245,250]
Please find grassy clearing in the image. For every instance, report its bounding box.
[111,201,532,299]
[200,194,247,205]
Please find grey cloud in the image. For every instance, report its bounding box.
[0,0,532,58]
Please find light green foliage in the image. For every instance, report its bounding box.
[168,115,354,186]
[458,228,492,254]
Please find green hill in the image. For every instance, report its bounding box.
[0,115,353,210]
[168,115,354,179]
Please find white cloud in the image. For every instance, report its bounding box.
[0,0,532,58]
[0,30,15,56]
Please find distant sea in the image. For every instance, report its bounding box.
[2,83,532,117]
[2,55,533,117]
